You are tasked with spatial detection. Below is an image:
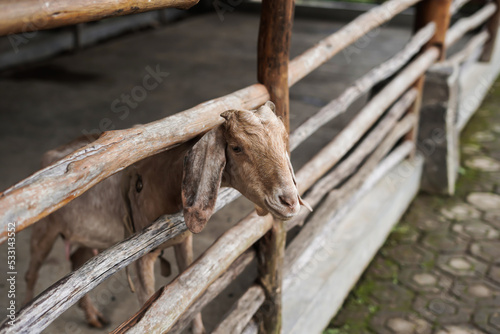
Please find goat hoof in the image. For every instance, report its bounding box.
[87,312,109,328]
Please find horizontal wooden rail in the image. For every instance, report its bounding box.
[451,0,473,15]
[295,46,440,194]
[288,0,422,86]
[0,0,425,243]
[0,0,198,36]
[289,22,435,150]
[446,2,497,47]
[212,285,265,334]
[445,30,489,65]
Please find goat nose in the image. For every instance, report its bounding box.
[279,194,297,208]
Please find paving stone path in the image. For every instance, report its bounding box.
[324,81,500,333]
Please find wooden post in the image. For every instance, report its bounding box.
[480,0,500,62]
[257,0,294,333]
[406,0,452,148]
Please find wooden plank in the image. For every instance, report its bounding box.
[480,0,500,61]
[283,154,424,334]
[288,0,423,85]
[257,0,294,332]
[445,3,497,48]
[414,0,453,61]
[212,285,265,334]
[0,0,198,36]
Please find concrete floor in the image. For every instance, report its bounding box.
[0,11,412,333]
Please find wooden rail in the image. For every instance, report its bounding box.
[0,0,199,36]
[446,2,497,47]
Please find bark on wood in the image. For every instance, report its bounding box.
[450,0,472,15]
[257,1,294,333]
[257,0,294,133]
[212,285,265,334]
[289,22,435,151]
[242,320,259,334]
[445,3,497,48]
[414,0,453,61]
[284,117,416,281]
[0,84,269,243]
[480,0,500,62]
[288,0,423,86]
[287,89,418,231]
[0,0,198,36]
[295,47,440,195]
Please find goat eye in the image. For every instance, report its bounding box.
[232,146,242,153]
[136,175,143,193]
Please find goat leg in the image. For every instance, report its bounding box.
[174,234,206,334]
[24,217,59,305]
[71,247,109,328]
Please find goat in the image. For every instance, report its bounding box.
[24,101,309,333]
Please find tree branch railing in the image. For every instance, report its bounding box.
[0,0,199,36]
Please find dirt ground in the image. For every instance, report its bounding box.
[0,11,412,333]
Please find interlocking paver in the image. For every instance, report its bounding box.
[326,77,500,334]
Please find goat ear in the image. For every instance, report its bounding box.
[182,127,226,233]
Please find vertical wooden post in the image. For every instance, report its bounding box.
[257,0,294,333]
[406,0,453,147]
[480,0,500,62]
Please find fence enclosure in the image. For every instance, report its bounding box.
[0,0,499,333]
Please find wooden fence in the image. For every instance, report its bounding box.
[0,0,498,333]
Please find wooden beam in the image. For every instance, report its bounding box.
[415,0,453,61]
[480,0,500,61]
[445,2,497,48]
[0,0,198,36]
[257,0,294,332]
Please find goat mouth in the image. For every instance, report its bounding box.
[264,199,298,221]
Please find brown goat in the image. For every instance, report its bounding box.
[24,101,309,332]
